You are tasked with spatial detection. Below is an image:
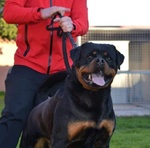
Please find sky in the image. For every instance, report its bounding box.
[87,0,150,26]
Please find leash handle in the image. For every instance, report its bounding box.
[46,12,77,74]
[46,12,77,48]
[56,13,77,48]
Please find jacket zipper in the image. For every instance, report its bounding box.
[47,0,53,74]
[23,25,30,56]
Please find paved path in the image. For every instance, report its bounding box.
[113,104,150,116]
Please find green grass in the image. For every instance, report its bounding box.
[111,116,150,148]
[0,91,5,113]
[0,92,150,147]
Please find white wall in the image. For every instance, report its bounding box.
[87,0,150,26]
[0,41,16,66]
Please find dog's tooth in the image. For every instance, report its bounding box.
[88,74,92,80]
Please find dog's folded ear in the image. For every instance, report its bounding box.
[111,45,124,70]
[116,50,124,70]
[70,46,81,64]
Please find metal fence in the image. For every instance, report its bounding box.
[80,27,150,112]
[112,71,150,106]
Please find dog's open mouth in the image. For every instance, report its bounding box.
[83,71,111,87]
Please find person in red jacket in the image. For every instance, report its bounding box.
[0,0,89,147]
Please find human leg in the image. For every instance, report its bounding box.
[0,65,49,148]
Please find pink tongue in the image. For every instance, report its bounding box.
[92,74,105,86]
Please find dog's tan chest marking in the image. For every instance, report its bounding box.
[68,119,115,140]
[99,119,115,136]
[34,137,51,148]
[68,121,96,140]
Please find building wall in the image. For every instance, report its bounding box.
[0,66,10,91]
[0,40,16,91]
[81,27,150,104]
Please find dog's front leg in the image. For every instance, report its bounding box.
[51,137,68,148]
[95,144,109,148]
[94,138,110,148]
[51,127,68,148]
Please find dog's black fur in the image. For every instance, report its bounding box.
[20,42,124,148]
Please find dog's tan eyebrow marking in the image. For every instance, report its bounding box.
[93,51,97,55]
[103,52,108,56]
[98,119,115,136]
[68,121,96,140]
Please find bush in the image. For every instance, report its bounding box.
[0,0,17,40]
[0,18,17,40]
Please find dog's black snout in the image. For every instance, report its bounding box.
[96,58,105,65]
[101,59,105,64]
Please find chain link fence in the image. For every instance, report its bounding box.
[80,27,150,112]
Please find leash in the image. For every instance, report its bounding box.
[46,13,77,74]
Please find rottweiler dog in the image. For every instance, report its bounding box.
[20,42,124,148]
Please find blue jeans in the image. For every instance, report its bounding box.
[0,65,50,148]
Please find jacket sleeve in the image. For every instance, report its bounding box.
[3,0,43,24]
[71,0,89,37]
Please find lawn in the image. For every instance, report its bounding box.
[0,92,150,148]
[110,116,150,148]
[0,91,5,112]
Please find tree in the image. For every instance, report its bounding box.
[0,0,17,40]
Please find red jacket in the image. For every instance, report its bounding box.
[3,0,88,74]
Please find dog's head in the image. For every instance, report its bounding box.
[70,42,124,91]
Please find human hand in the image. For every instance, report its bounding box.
[41,6,70,20]
[54,16,74,32]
